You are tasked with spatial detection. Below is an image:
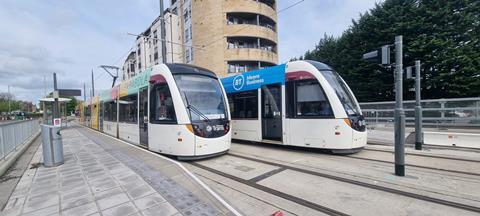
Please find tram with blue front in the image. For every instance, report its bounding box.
[221,60,366,153]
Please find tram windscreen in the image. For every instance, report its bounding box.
[318,69,362,116]
[174,74,228,121]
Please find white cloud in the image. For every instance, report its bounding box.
[278,0,382,62]
[0,0,381,104]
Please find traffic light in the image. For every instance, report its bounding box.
[362,45,391,65]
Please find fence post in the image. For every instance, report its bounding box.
[476,100,479,120]
[0,127,4,160]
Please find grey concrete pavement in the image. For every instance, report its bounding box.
[0,135,41,210]
[0,126,237,216]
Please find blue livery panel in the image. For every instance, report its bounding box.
[221,64,286,93]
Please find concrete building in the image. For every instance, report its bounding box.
[122,10,182,80]
[123,0,279,79]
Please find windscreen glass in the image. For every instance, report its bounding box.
[318,69,362,116]
[174,74,228,121]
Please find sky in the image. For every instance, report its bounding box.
[0,0,380,104]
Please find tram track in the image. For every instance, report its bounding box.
[189,162,349,216]
[345,154,480,177]
[217,152,480,214]
[233,141,480,177]
[363,147,480,163]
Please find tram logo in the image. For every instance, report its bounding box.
[233,75,245,91]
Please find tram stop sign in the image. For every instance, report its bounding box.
[58,89,81,97]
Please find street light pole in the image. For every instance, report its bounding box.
[394,35,405,176]
[415,60,423,150]
[91,69,95,98]
[7,85,11,115]
[159,0,167,64]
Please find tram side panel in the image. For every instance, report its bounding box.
[285,118,352,149]
[103,121,117,137]
[231,120,262,142]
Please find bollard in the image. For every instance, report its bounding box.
[41,124,64,167]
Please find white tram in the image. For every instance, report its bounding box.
[221,60,366,153]
[86,64,231,159]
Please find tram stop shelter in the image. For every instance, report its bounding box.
[39,97,71,127]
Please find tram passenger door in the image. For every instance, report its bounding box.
[139,88,149,147]
[261,84,282,141]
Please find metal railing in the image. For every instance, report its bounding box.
[0,120,40,160]
[360,97,480,128]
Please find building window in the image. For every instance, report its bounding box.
[119,94,138,123]
[184,28,189,43]
[190,48,194,61]
[188,25,192,40]
[150,83,176,123]
[185,49,190,62]
[227,90,258,119]
[183,7,191,21]
[153,30,157,44]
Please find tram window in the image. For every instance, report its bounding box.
[150,83,177,123]
[296,81,333,117]
[228,90,258,119]
[119,95,138,124]
[103,102,110,121]
[103,102,117,121]
[286,80,333,118]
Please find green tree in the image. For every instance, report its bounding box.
[66,97,78,115]
[299,0,479,102]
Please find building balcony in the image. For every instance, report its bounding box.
[227,12,276,32]
[224,0,277,22]
[225,24,277,44]
[225,48,278,65]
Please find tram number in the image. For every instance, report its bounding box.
[212,125,224,131]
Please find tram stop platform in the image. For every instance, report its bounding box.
[0,125,239,216]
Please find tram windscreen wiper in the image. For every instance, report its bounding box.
[183,92,211,122]
[187,104,211,122]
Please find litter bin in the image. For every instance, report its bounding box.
[41,124,64,167]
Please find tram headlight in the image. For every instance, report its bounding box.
[206,125,212,132]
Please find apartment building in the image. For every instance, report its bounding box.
[123,0,279,79]
[122,10,182,80]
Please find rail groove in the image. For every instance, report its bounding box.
[190,162,349,216]
[227,153,480,214]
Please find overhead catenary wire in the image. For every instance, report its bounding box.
[127,32,205,50]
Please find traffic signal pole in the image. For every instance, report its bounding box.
[394,36,405,176]
[414,60,423,150]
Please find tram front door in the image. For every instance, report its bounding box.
[139,88,149,147]
[261,84,282,141]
